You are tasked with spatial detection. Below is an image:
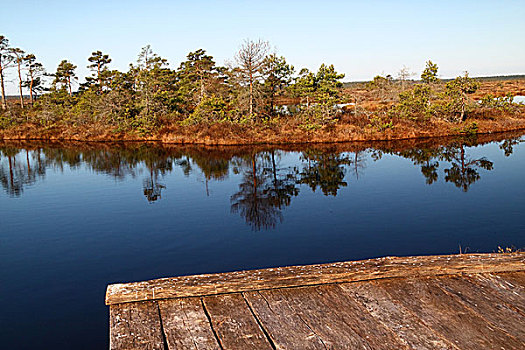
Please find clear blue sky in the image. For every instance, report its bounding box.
[2,0,524,94]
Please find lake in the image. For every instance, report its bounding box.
[1,132,524,348]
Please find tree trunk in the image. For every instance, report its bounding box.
[0,57,7,110]
[460,93,466,121]
[249,72,253,116]
[17,60,24,108]
[199,64,205,103]
[270,86,275,116]
[68,76,72,96]
[252,154,257,190]
[271,150,277,184]
[29,74,34,106]
[8,156,14,189]
[200,76,205,103]
[460,146,465,175]
[26,150,31,175]
[98,62,101,88]
[354,152,359,179]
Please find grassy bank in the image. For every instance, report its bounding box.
[1,108,524,145]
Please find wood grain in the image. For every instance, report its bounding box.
[469,272,525,313]
[158,297,220,350]
[498,270,525,287]
[202,293,273,349]
[106,253,525,305]
[286,284,408,349]
[243,289,327,349]
[110,301,165,350]
[339,281,458,349]
[379,277,525,350]
[432,274,525,342]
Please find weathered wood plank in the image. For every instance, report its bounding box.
[379,277,524,349]
[339,282,458,349]
[110,301,165,350]
[433,274,525,342]
[202,293,273,349]
[106,253,525,305]
[496,271,525,289]
[158,298,220,350]
[289,284,409,349]
[243,289,328,349]
[469,272,525,313]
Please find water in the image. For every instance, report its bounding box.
[1,132,524,348]
[513,95,525,104]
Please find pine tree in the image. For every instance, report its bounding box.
[0,36,14,109]
[10,47,26,107]
[421,60,439,84]
[53,60,77,96]
[86,50,112,91]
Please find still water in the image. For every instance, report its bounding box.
[1,133,524,348]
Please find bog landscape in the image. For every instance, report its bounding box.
[1,2,524,349]
[1,36,524,144]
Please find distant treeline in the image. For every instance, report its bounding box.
[344,74,525,87]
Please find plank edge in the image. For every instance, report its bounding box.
[106,253,525,305]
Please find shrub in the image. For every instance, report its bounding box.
[390,84,431,121]
[181,95,233,125]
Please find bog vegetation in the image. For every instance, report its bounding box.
[0,35,523,141]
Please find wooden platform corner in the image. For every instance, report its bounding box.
[107,253,525,349]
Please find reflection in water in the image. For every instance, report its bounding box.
[1,133,523,228]
[499,138,522,157]
[397,138,498,191]
[231,152,299,231]
[298,150,353,196]
[442,144,493,192]
[398,148,442,185]
[0,148,46,196]
[142,155,173,202]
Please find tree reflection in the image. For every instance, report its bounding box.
[1,134,521,225]
[231,151,299,231]
[499,137,522,157]
[140,149,176,202]
[191,152,230,196]
[396,140,495,192]
[399,148,442,185]
[0,148,46,197]
[442,145,493,192]
[351,150,367,180]
[297,150,352,196]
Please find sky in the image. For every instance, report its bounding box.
[2,0,524,94]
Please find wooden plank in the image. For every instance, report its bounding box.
[496,270,525,288]
[433,274,525,342]
[469,272,525,313]
[247,286,389,349]
[282,284,409,349]
[158,298,220,350]
[110,301,165,350]
[379,277,524,349]
[106,253,525,305]
[202,293,273,349]
[243,290,327,349]
[339,282,458,349]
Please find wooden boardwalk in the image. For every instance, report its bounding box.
[106,253,525,349]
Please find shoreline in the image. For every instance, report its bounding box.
[1,118,525,146]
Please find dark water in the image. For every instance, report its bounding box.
[1,133,524,348]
